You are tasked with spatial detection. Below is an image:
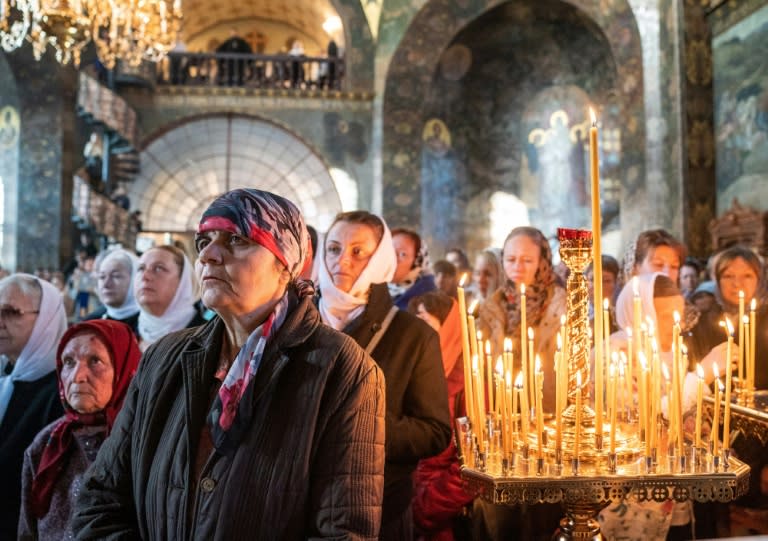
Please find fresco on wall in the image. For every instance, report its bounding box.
[713,3,768,210]
[414,0,622,254]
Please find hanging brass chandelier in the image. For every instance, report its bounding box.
[0,0,181,67]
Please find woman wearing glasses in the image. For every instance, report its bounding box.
[0,274,67,540]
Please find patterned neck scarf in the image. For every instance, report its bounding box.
[31,319,140,518]
[501,233,556,332]
[198,189,313,454]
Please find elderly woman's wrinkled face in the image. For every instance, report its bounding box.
[135,249,182,317]
[638,246,681,284]
[392,234,417,283]
[324,222,379,293]
[719,257,758,306]
[503,234,540,287]
[195,230,289,318]
[0,284,39,360]
[98,257,132,308]
[61,333,114,414]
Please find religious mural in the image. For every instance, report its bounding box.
[411,0,625,255]
[712,3,768,211]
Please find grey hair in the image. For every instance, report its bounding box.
[0,274,43,309]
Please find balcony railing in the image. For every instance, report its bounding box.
[156,52,345,90]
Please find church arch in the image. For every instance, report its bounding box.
[128,113,344,233]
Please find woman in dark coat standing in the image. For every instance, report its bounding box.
[72,189,386,540]
[317,211,451,541]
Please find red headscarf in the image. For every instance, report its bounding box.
[30,319,141,518]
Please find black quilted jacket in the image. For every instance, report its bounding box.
[72,291,386,540]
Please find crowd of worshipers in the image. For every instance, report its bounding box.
[0,189,767,539]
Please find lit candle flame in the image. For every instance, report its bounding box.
[535,354,542,373]
[514,372,524,388]
[713,362,720,379]
[556,333,563,350]
[603,298,610,310]
[484,340,491,355]
[576,370,582,386]
[468,299,479,315]
[632,276,639,296]
[528,327,534,340]
[459,273,468,287]
[589,107,597,126]
[504,337,512,352]
[751,298,757,310]
[476,330,482,341]
[673,311,681,325]
[520,283,526,295]
[626,327,633,338]
[662,362,670,381]
[739,290,744,300]
[496,357,504,375]
[651,338,658,354]
[696,363,704,380]
[609,362,616,378]
[725,317,734,335]
[681,343,688,356]
[743,315,749,325]
[560,314,566,326]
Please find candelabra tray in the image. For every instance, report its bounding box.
[704,391,768,446]
[462,456,750,507]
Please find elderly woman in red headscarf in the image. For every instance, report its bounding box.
[72,189,385,540]
[17,319,140,540]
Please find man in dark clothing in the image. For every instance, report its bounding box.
[216,28,252,86]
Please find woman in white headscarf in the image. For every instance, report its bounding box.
[0,274,67,540]
[86,248,140,334]
[317,210,450,541]
[134,245,205,350]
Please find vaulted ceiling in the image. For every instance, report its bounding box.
[181,0,342,52]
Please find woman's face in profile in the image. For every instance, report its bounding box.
[324,222,379,293]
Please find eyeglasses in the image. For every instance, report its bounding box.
[0,305,40,320]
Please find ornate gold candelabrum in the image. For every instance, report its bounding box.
[456,227,751,540]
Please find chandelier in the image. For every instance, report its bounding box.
[0,0,181,67]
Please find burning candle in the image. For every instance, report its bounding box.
[712,367,722,458]
[639,353,649,449]
[609,360,617,453]
[457,276,475,425]
[516,372,529,441]
[505,371,513,453]
[743,315,751,392]
[750,299,756,390]
[535,355,544,459]
[555,334,563,451]
[589,107,605,451]
[695,363,704,448]
[495,358,504,416]
[513,372,520,437]
[575,371,582,459]
[527,327,535,409]
[739,291,745,386]
[473,355,486,427]
[724,318,734,449]
[520,283,527,395]
[485,341,494,413]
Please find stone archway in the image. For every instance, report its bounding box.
[381,0,645,256]
[128,114,343,232]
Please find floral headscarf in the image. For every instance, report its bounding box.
[502,228,557,332]
[198,189,313,454]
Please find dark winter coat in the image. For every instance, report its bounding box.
[72,292,386,540]
[337,283,451,524]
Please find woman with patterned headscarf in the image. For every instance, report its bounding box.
[478,226,566,412]
[388,227,437,310]
[475,227,566,541]
[72,189,386,540]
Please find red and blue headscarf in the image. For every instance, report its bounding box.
[197,189,311,280]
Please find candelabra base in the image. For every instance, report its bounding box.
[552,500,609,541]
